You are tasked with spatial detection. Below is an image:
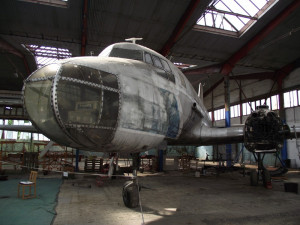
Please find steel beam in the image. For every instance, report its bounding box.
[0,38,30,75]
[81,0,89,56]
[184,63,222,76]
[276,60,299,81]
[160,0,201,56]
[204,77,224,98]
[220,0,300,75]
[229,72,275,80]
[204,60,298,99]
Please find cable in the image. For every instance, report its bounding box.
[135,174,145,225]
[0,160,134,178]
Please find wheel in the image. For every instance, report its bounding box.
[250,169,258,186]
[122,181,139,208]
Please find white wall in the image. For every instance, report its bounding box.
[285,106,300,168]
[204,78,276,110]
[212,106,300,168]
[203,68,300,168]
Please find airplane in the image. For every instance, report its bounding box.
[1,38,300,207]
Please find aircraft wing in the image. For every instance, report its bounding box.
[0,125,38,133]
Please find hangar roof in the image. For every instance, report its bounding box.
[0,0,299,95]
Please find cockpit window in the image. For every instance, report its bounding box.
[152,55,163,69]
[144,52,153,65]
[161,59,171,72]
[109,48,143,61]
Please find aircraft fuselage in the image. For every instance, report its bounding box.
[23,43,213,152]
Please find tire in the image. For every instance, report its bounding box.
[250,169,258,186]
[122,181,139,208]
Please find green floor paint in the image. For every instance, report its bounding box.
[0,178,62,225]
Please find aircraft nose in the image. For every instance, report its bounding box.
[23,62,120,149]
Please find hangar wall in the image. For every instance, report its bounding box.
[204,78,277,110]
[204,68,300,168]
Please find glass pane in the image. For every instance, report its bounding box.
[214,110,219,120]
[251,102,255,111]
[247,103,251,115]
[284,92,290,108]
[266,98,271,108]
[221,108,225,120]
[56,79,119,148]
[60,64,100,84]
[109,48,143,61]
[226,14,244,30]
[60,64,118,89]
[24,80,73,145]
[144,52,153,65]
[152,55,163,68]
[101,72,119,89]
[56,80,102,126]
[271,95,278,110]
[230,106,234,117]
[161,59,171,72]
[251,0,267,9]
[292,90,297,107]
[27,64,60,80]
[237,105,240,117]
[168,73,176,83]
[204,13,213,27]
[99,90,119,128]
[256,100,260,108]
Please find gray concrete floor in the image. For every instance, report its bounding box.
[53,169,300,225]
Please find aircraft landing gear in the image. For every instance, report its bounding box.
[122,153,141,208]
[122,172,140,208]
[250,152,272,189]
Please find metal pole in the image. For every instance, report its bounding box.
[75,149,79,172]
[158,150,164,172]
[224,75,232,167]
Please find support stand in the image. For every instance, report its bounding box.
[250,152,272,189]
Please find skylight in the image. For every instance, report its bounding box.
[194,0,278,37]
[173,62,196,70]
[19,0,68,8]
[24,45,72,68]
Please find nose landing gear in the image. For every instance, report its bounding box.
[122,174,140,208]
[122,153,141,208]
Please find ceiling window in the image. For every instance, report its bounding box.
[173,62,196,70]
[194,0,278,37]
[19,0,68,8]
[24,45,72,68]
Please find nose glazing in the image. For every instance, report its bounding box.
[23,62,120,150]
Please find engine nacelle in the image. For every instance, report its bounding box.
[244,105,290,153]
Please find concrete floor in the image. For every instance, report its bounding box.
[53,169,300,225]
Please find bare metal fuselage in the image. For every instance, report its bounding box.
[22,42,292,153]
[23,54,224,152]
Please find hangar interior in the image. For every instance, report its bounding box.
[1,1,300,225]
